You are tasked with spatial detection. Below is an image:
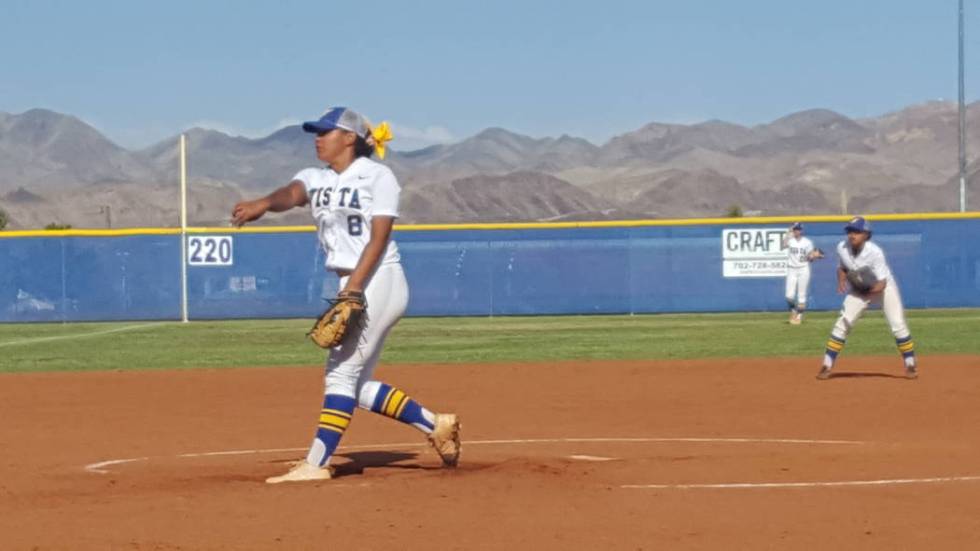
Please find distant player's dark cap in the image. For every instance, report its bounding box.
[844,216,871,233]
[791,222,803,231]
[302,107,370,137]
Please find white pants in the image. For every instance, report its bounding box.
[785,267,811,308]
[307,263,413,466]
[324,262,409,406]
[831,279,910,341]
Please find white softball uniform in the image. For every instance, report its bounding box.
[329,264,409,401]
[292,157,409,403]
[785,236,814,306]
[293,157,401,271]
[831,240,910,340]
[304,263,410,467]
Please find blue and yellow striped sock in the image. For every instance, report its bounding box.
[823,335,846,368]
[371,383,436,434]
[896,335,916,367]
[306,394,355,467]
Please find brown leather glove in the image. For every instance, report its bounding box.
[307,291,366,348]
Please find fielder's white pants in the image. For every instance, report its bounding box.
[831,279,910,341]
[324,262,409,407]
[785,266,811,307]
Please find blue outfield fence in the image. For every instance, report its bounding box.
[1,216,979,322]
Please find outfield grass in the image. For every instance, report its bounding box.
[1,309,979,373]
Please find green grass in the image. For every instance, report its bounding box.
[1,309,979,373]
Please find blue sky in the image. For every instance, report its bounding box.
[1,0,977,150]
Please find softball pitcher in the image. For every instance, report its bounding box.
[783,222,823,324]
[231,107,461,483]
[816,217,918,380]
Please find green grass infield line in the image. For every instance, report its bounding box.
[1,309,977,374]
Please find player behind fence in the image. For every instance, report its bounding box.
[783,222,824,325]
[231,107,461,483]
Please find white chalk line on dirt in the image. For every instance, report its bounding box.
[0,323,162,348]
[622,476,980,490]
[83,436,863,474]
[85,456,152,473]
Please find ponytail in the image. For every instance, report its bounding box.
[354,135,375,158]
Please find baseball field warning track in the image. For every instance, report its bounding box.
[2,357,980,550]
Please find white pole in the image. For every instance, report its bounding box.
[959,0,967,212]
[179,134,189,323]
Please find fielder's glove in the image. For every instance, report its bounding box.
[811,248,825,261]
[845,266,878,294]
[307,290,365,348]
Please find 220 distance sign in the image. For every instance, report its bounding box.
[187,235,233,266]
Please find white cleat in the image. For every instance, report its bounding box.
[428,413,461,467]
[265,461,335,484]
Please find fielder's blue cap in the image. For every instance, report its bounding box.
[845,216,871,233]
[791,222,803,231]
[302,107,370,137]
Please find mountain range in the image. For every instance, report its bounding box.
[1,102,978,229]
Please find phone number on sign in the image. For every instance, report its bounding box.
[723,259,788,278]
[730,260,787,270]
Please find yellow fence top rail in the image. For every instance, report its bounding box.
[2,211,980,238]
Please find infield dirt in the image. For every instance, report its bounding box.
[2,357,979,550]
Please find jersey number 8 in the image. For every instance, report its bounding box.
[347,215,363,236]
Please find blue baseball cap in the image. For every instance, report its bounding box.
[791,222,803,231]
[845,216,871,234]
[302,107,371,137]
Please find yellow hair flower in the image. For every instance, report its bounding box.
[370,121,393,159]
